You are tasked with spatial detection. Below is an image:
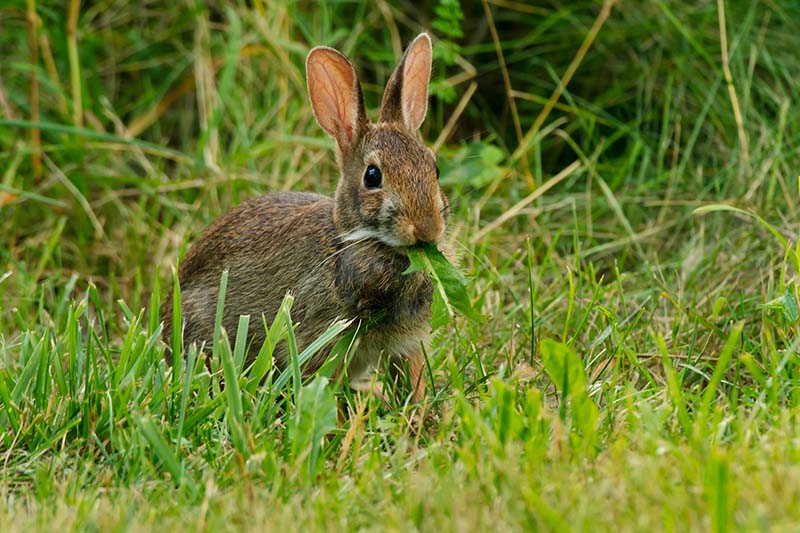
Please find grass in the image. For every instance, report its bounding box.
[1,0,800,530]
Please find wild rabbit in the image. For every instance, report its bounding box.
[162,33,449,401]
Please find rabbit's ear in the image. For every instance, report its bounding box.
[307,47,368,150]
[379,33,432,132]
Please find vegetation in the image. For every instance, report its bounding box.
[1,0,799,530]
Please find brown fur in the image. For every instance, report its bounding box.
[162,34,447,399]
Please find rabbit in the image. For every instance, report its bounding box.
[161,33,449,402]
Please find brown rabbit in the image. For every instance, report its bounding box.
[162,33,448,401]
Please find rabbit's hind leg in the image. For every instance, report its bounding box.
[388,350,426,403]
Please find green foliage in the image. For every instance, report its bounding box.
[2,0,800,530]
[406,243,487,328]
[759,288,799,323]
[693,204,800,275]
[442,142,507,189]
[429,0,463,102]
[540,339,598,450]
[289,376,337,481]
[136,415,198,495]
[432,0,464,40]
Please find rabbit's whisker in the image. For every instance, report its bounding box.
[317,237,369,268]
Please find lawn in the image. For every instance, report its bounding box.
[1,1,799,531]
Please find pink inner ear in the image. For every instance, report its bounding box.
[308,50,358,146]
[401,38,432,131]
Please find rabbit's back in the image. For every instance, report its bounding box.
[178,192,330,282]
[163,192,341,356]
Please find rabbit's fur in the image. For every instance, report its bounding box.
[162,34,447,400]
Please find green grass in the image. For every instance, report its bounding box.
[1,0,800,530]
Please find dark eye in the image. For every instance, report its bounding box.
[435,166,440,180]
[364,164,382,189]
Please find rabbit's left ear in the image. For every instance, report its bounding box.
[379,33,432,132]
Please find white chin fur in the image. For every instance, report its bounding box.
[339,228,406,248]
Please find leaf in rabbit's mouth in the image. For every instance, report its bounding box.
[404,243,487,329]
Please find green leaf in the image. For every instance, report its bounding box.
[137,416,196,495]
[432,0,464,39]
[696,323,743,438]
[541,339,587,399]
[212,269,229,367]
[245,294,293,393]
[270,314,352,392]
[758,290,799,323]
[289,376,337,479]
[0,370,19,434]
[540,339,598,442]
[440,143,506,188]
[171,267,182,389]
[487,378,524,445]
[405,244,486,329]
[430,289,450,330]
[219,320,248,457]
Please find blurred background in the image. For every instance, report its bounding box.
[0,0,797,343]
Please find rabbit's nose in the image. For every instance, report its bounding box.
[412,218,444,245]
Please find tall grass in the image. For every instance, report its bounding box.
[1,0,799,530]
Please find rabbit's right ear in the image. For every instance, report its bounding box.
[379,33,432,132]
[306,47,367,150]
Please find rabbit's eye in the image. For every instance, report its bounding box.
[364,164,383,190]
[435,166,440,180]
